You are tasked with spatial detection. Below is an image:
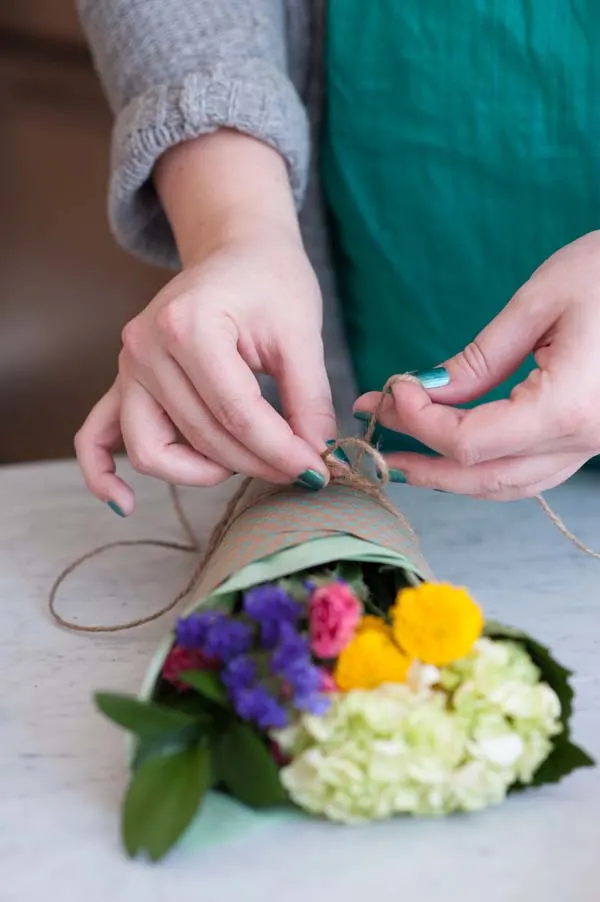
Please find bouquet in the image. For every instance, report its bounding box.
[95,476,593,861]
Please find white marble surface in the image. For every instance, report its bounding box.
[1,458,600,902]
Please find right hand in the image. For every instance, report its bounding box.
[75,231,334,515]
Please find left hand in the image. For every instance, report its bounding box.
[354,231,600,500]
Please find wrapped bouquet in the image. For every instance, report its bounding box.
[95,475,593,861]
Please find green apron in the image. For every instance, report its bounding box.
[322,0,600,454]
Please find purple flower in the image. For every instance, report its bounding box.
[203,618,254,663]
[221,655,288,728]
[176,610,254,662]
[221,655,258,692]
[231,684,289,730]
[269,620,308,664]
[270,622,331,716]
[243,584,301,648]
[176,610,222,649]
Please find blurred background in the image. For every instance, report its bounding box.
[1,2,168,464]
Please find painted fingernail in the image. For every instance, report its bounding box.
[295,469,326,491]
[412,367,450,389]
[107,500,125,517]
[353,411,371,423]
[325,439,350,465]
[389,469,407,484]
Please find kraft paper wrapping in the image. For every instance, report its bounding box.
[191,478,434,603]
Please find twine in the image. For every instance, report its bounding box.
[48,374,600,633]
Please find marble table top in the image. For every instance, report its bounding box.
[2,458,599,902]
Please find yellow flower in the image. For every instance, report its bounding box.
[334,618,411,691]
[392,583,483,667]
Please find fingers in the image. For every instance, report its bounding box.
[140,356,314,484]
[384,449,584,500]
[74,383,135,515]
[356,371,555,465]
[276,334,337,449]
[120,381,232,487]
[167,324,329,485]
[423,276,559,407]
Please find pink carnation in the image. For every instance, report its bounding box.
[162,646,219,691]
[308,582,361,658]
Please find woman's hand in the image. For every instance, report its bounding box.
[75,133,333,515]
[355,232,600,500]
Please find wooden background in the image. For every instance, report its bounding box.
[0,4,168,464]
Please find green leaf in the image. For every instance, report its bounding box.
[336,562,369,601]
[95,692,210,738]
[278,575,311,603]
[216,721,288,808]
[132,732,198,770]
[122,744,211,861]
[529,738,595,788]
[153,685,220,718]
[178,670,230,708]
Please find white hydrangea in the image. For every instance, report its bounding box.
[271,639,563,824]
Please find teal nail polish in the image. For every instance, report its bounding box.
[412,367,450,389]
[389,469,407,484]
[295,469,326,491]
[107,500,125,517]
[325,439,350,465]
[353,411,371,423]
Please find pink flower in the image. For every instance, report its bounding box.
[162,646,219,691]
[308,582,362,658]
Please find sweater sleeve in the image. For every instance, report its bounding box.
[77,0,309,269]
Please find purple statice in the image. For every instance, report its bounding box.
[176,610,222,649]
[243,584,301,648]
[222,655,288,729]
[221,654,258,692]
[230,684,289,730]
[176,610,253,662]
[270,622,331,716]
[202,618,254,663]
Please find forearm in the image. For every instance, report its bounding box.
[155,130,301,267]
[77,0,309,268]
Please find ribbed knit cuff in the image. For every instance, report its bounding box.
[109,59,310,269]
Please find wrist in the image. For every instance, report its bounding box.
[179,205,303,268]
[154,130,301,267]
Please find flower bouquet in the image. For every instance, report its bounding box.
[95,478,593,861]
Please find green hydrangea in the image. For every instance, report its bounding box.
[272,639,562,823]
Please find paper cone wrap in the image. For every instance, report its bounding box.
[193,478,433,601]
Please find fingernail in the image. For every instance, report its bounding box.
[295,469,326,491]
[353,411,371,423]
[389,469,407,484]
[412,367,450,389]
[325,439,350,465]
[107,500,125,517]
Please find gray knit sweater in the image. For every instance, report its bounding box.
[77,0,357,418]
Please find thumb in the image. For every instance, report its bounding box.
[275,334,337,450]
[435,288,555,405]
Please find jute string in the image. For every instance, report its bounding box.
[48,374,600,633]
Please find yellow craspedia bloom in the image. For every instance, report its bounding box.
[334,618,411,691]
[392,583,483,667]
